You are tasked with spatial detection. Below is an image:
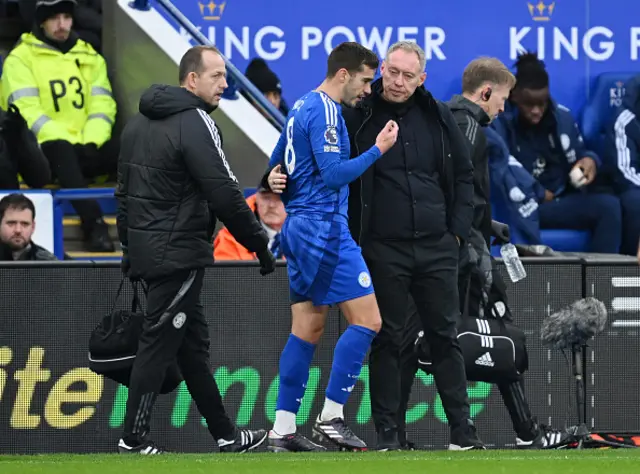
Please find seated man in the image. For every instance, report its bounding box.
[603,74,640,256]
[0,104,51,189]
[19,0,103,52]
[1,0,117,252]
[490,52,621,254]
[0,193,57,261]
[214,184,286,260]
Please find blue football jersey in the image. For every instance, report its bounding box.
[269,91,351,220]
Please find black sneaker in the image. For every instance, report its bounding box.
[85,220,115,252]
[400,440,417,451]
[218,428,268,453]
[449,419,486,451]
[118,438,166,454]
[516,423,574,449]
[312,416,367,451]
[267,431,327,452]
[376,427,402,451]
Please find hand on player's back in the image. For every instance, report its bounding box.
[268,164,287,194]
[375,120,399,154]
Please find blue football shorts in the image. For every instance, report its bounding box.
[281,215,374,306]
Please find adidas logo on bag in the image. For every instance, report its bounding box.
[475,352,495,367]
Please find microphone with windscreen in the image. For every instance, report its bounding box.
[540,297,607,349]
[540,297,608,429]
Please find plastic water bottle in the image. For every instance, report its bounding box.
[500,243,527,282]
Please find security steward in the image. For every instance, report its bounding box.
[1,0,117,252]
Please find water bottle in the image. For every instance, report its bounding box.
[500,243,527,282]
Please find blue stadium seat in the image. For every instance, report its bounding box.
[490,229,590,255]
[540,229,590,252]
[580,72,637,155]
[490,195,591,254]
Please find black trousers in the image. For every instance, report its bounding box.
[122,268,236,443]
[364,234,471,432]
[41,139,118,233]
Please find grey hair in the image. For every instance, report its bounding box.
[385,41,427,72]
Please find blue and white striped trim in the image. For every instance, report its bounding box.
[319,92,338,128]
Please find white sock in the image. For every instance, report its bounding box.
[320,397,344,422]
[272,410,297,436]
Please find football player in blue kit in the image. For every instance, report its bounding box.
[261,42,398,452]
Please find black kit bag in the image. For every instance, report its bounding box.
[416,314,528,384]
[88,278,183,394]
[456,313,528,383]
[415,266,529,384]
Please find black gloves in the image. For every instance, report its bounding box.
[256,248,276,276]
[491,220,510,245]
[76,143,100,161]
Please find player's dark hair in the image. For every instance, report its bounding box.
[179,45,222,84]
[326,42,379,79]
[0,193,35,222]
[513,51,549,90]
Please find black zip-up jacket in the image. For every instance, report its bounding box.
[446,94,492,245]
[116,85,269,280]
[342,80,474,246]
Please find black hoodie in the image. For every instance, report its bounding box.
[116,84,268,280]
[446,94,492,244]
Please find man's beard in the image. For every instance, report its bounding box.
[4,238,28,251]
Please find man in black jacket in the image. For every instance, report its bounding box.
[396,57,515,447]
[343,41,480,451]
[115,45,275,455]
[447,57,515,320]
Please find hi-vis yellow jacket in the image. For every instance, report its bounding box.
[1,33,116,147]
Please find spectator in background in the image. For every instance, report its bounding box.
[490,52,621,254]
[603,74,640,256]
[245,58,289,116]
[0,193,57,261]
[214,183,286,260]
[19,0,103,52]
[2,0,117,252]
[0,104,51,189]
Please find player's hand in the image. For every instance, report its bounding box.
[375,120,399,154]
[257,248,276,276]
[268,165,287,194]
[544,190,555,202]
[576,157,597,185]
